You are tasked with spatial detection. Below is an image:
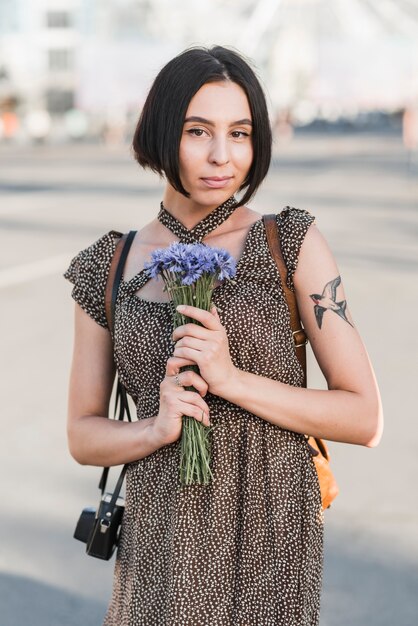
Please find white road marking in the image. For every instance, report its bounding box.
[0,253,73,288]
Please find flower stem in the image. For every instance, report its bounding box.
[164,270,219,486]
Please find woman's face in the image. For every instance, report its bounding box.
[179,80,253,207]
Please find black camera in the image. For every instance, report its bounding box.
[74,494,125,560]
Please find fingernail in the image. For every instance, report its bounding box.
[177,305,186,311]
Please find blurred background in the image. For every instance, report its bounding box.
[1,0,418,146]
[1,1,417,625]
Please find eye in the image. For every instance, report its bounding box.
[186,128,207,137]
[231,130,250,138]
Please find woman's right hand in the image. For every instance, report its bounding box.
[151,355,211,447]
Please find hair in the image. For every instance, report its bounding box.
[132,45,272,207]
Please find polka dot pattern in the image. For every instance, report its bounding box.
[64,205,323,626]
[158,194,238,243]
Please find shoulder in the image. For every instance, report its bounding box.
[71,230,122,266]
[274,206,316,291]
[293,221,338,286]
[64,230,122,279]
[275,207,337,294]
[291,215,342,306]
[276,205,315,232]
[63,230,124,329]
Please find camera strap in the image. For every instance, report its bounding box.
[98,230,137,498]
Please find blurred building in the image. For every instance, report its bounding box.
[0,1,78,113]
[0,0,175,141]
[1,0,418,142]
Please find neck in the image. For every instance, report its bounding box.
[162,185,236,230]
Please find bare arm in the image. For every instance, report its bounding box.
[66,303,160,466]
[211,224,384,447]
[174,226,383,447]
[67,303,211,467]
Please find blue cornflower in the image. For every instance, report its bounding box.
[144,242,236,285]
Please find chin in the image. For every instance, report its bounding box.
[192,186,240,207]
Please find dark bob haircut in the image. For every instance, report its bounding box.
[132,45,272,207]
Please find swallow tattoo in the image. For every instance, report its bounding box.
[309,275,354,329]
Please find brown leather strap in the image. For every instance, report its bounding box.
[264,215,338,508]
[263,214,307,387]
[104,232,127,333]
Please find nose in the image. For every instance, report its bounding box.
[208,136,230,165]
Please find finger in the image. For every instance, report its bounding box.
[174,337,205,352]
[176,304,220,330]
[199,410,211,427]
[179,391,210,414]
[179,389,208,405]
[210,305,220,319]
[173,370,208,397]
[173,345,201,362]
[179,401,211,427]
[166,355,198,375]
[172,323,209,342]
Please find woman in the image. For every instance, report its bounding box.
[64,45,383,625]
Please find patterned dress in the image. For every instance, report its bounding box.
[64,199,324,626]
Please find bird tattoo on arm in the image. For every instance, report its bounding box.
[309,275,354,329]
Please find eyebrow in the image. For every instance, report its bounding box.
[184,116,253,127]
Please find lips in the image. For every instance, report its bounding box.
[201,176,233,188]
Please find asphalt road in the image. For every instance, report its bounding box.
[0,130,417,626]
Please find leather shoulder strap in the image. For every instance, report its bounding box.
[104,231,137,335]
[98,230,136,496]
[263,213,307,386]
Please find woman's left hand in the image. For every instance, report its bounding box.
[171,304,237,397]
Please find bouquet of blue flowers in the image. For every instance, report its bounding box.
[144,241,236,485]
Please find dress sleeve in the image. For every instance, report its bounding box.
[276,206,315,292]
[63,230,122,329]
